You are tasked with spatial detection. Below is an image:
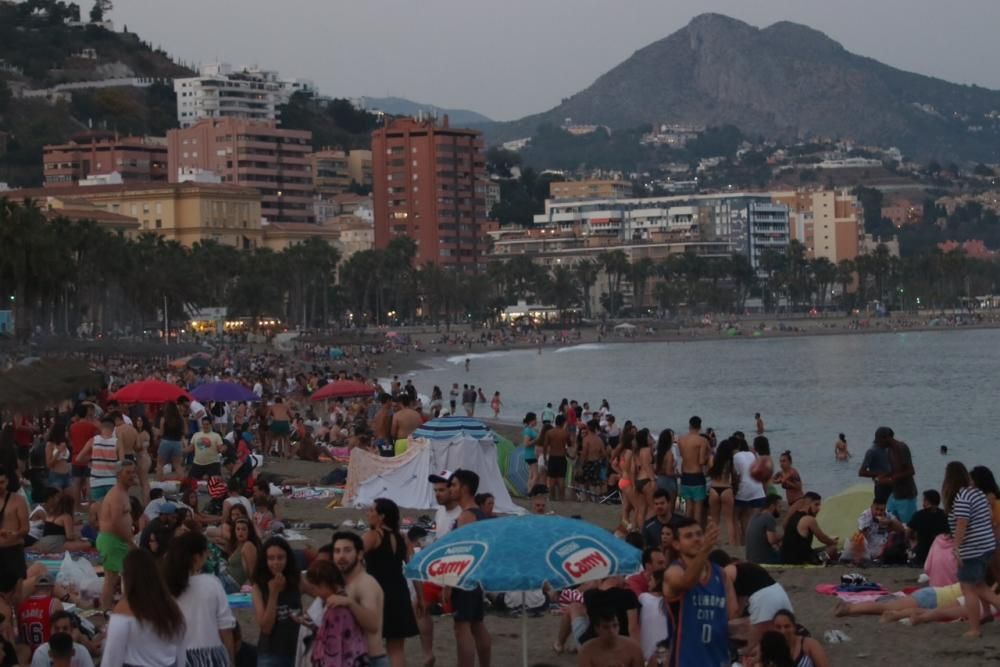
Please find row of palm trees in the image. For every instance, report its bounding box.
[2,199,996,343]
[0,199,340,342]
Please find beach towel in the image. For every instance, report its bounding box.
[815,583,890,602]
[227,593,252,609]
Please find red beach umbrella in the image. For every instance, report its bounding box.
[111,379,192,404]
[310,380,374,401]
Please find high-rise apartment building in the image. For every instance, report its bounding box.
[167,118,313,224]
[174,63,315,127]
[310,149,351,196]
[347,149,372,189]
[43,132,168,186]
[372,117,487,268]
[772,188,860,263]
[549,179,630,200]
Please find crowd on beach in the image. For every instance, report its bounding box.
[0,339,999,667]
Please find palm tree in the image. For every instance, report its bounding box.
[546,264,580,321]
[597,249,629,317]
[835,259,856,312]
[810,257,837,309]
[626,257,655,312]
[573,259,599,318]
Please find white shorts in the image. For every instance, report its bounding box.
[748,582,793,625]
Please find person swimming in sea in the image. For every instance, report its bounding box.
[835,433,851,461]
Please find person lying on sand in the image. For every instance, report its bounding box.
[833,581,1000,625]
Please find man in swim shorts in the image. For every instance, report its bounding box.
[268,396,292,458]
[677,416,709,523]
[97,461,136,610]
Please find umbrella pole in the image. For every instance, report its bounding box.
[521,591,528,667]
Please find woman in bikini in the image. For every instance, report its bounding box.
[611,428,637,528]
[654,429,677,501]
[634,428,655,524]
[707,438,739,545]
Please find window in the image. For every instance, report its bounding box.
[155,219,162,229]
[155,203,162,214]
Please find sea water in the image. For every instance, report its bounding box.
[406,328,1000,496]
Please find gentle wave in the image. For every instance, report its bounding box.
[444,350,535,364]
[553,343,613,353]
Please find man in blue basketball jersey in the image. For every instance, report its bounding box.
[663,517,737,667]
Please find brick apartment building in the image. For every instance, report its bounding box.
[167,118,314,224]
[372,116,487,268]
[43,132,168,186]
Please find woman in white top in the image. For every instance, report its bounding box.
[165,531,236,666]
[637,569,669,661]
[101,549,186,667]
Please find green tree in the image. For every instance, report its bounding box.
[626,257,655,310]
[573,259,599,318]
[597,250,629,317]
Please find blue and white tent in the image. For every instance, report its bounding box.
[412,416,490,440]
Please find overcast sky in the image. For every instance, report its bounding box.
[113,0,1000,121]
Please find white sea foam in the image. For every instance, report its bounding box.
[553,343,613,353]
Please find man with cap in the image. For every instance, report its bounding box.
[428,470,461,540]
[17,574,63,655]
[139,501,179,551]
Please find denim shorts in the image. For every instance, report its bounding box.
[958,550,995,584]
[910,586,938,609]
[158,438,182,464]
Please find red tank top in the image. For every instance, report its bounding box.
[17,595,53,651]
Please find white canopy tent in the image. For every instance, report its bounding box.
[345,434,523,515]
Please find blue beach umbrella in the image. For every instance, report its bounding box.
[405,514,641,666]
[190,381,259,403]
[411,416,490,440]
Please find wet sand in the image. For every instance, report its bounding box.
[244,456,1000,666]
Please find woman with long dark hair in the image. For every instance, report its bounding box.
[634,428,654,523]
[364,498,418,667]
[251,536,302,667]
[164,531,235,667]
[226,517,260,587]
[654,429,677,499]
[158,402,185,479]
[101,549,185,667]
[707,438,739,545]
[522,412,540,490]
[942,460,1000,638]
[772,609,830,667]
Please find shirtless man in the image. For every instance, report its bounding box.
[112,412,138,463]
[677,416,709,524]
[576,608,643,667]
[390,394,422,443]
[0,467,29,598]
[543,415,571,501]
[755,413,765,435]
[96,462,136,610]
[370,394,394,456]
[579,420,606,497]
[330,531,387,666]
[267,397,292,458]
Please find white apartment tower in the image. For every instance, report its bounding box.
[174,63,315,127]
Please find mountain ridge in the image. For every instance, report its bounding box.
[488,13,1000,161]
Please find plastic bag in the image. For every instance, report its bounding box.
[56,553,102,599]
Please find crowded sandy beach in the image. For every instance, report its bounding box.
[0,326,999,667]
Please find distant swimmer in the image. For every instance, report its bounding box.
[835,433,851,461]
[754,413,765,435]
[464,357,470,372]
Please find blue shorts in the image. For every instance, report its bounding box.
[47,472,71,490]
[158,438,182,464]
[958,550,995,584]
[910,587,938,610]
[90,484,112,502]
[887,495,917,524]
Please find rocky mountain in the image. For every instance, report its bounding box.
[358,96,491,126]
[491,13,1000,161]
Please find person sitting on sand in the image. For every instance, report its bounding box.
[771,609,830,667]
[780,492,839,565]
[907,489,950,567]
[842,498,906,565]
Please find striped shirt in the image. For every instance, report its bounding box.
[89,435,119,491]
[949,486,997,560]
